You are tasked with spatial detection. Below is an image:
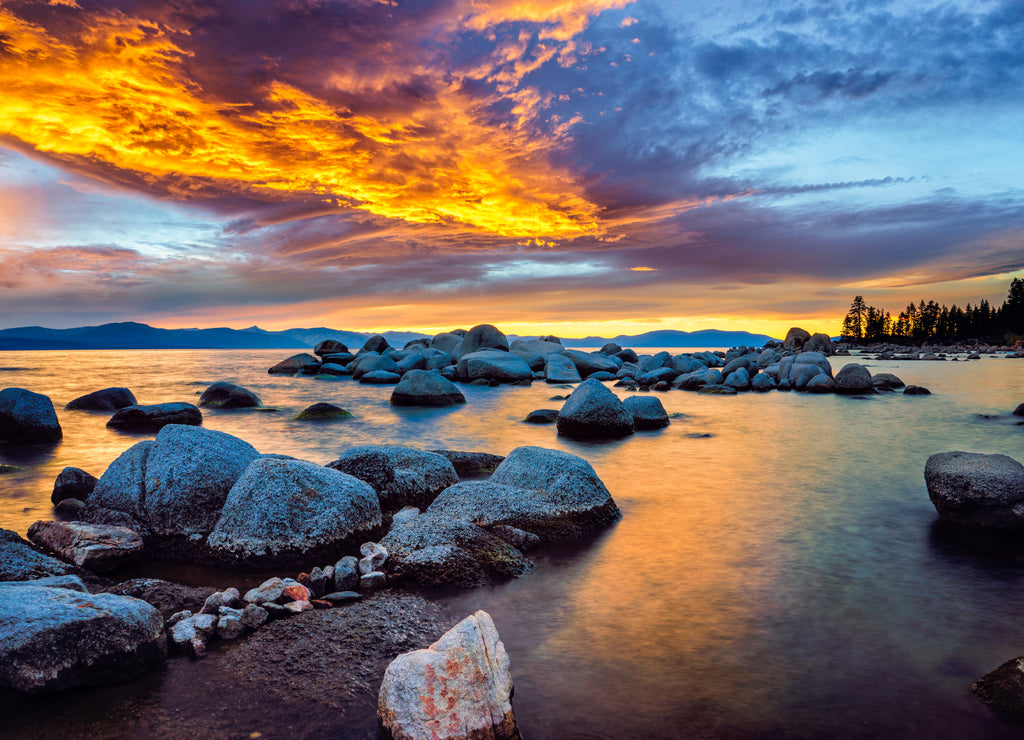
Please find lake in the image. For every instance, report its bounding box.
[2,348,1024,738]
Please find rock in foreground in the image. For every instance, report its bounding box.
[556,378,633,438]
[0,387,62,443]
[925,451,1024,532]
[27,521,143,572]
[0,581,166,692]
[379,610,519,740]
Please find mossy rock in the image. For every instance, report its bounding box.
[295,403,353,421]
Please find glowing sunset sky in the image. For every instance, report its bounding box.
[1,0,1022,337]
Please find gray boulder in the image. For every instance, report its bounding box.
[378,611,518,740]
[0,387,62,443]
[562,349,621,377]
[361,335,392,354]
[544,353,581,384]
[0,581,166,692]
[382,513,530,588]
[556,378,633,438]
[268,353,318,374]
[805,333,834,355]
[430,333,464,356]
[673,368,722,390]
[27,521,143,572]
[783,327,812,351]
[390,370,466,407]
[872,373,905,391]
[671,355,707,374]
[925,451,1024,532]
[295,402,352,421]
[724,367,751,391]
[457,350,533,383]
[510,338,564,358]
[0,528,88,583]
[623,395,670,430]
[327,446,459,511]
[106,402,202,432]
[360,370,401,384]
[206,457,381,568]
[751,373,777,392]
[833,364,874,394]
[458,324,509,357]
[65,387,137,411]
[314,339,349,357]
[804,374,835,393]
[428,450,505,478]
[51,467,97,504]
[351,353,401,380]
[198,382,262,409]
[524,409,559,424]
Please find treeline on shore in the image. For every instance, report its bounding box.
[840,278,1024,345]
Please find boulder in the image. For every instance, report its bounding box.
[783,327,811,351]
[390,370,466,407]
[198,381,262,409]
[350,353,401,380]
[106,403,202,432]
[268,353,318,374]
[428,450,505,478]
[750,373,777,392]
[0,528,89,583]
[327,446,459,511]
[361,335,392,354]
[524,409,559,424]
[458,324,509,357]
[904,385,931,395]
[697,384,737,395]
[87,425,260,542]
[314,339,349,357]
[378,610,518,740]
[622,395,670,430]
[0,387,62,443]
[804,374,835,393]
[430,333,464,356]
[673,368,722,390]
[1013,403,1024,417]
[457,350,533,383]
[206,457,381,568]
[65,387,137,411]
[805,333,834,355]
[723,367,751,391]
[429,445,621,540]
[317,362,351,376]
[872,373,905,391]
[51,467,97,504]
[544,353,582,384]
[556,378,634,438]
[27,521,143,572]
[509,339,564,358]
[295,402,352,421]
[925,451,1024,532]
[104,578,217,619]
[360,370,402,384]
[833,364,874,394]
[671,355,707,374]
[382,513,530,588]
[562,349,621,377]
[0,581,166,692]
[972,657,1024,720]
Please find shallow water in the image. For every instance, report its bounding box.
[3,349,1024,738]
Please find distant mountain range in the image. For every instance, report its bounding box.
[0,322,777,351]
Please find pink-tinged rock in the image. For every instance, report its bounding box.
[281,600,313,614]
[378,610,519,740]
[26,520,143,572]
[280,578,311,602]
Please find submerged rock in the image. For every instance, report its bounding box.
[198,381,262,409]
[295,402,352,421]
[0,581,166,692]
[925,451,1024,532]
[556,378,634,438]
[390,370,466,407]
[65,387,138,411]
[0,387,62,443]
[106,403,202,432]
[378,610,518,740]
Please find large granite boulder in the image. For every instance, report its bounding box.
[0,580,166,692]
[378,611,518,740]
[430,333,464,356]
[623,395,670,430]
[106,402,202,432]
[350,353,401,380]
[556,378,634,438]
[87,425,260,543]
[766,351,833,391]
[458,324,509,357]
[0,387,62,443]
[428,450,505,478]
[390,370,466,407]
[509,338,564,358]
[27,521,143,572]
[671,354,707,374]
[268,353,318,374]
[562,349,621,377]
[925,451,1024,532]
[545,353,582,384]
[361,335,392,354]
[783,327,811,351]
[51,467,98,504]
[0,528,89,583]
[457,350,533,383]
[206,457,381,568]
[382,513,530,588]
[65,387,137,411]
[833,363,874,394]
[805,333,834,355]
[429,445,621,541]
[198,381,262,409]
[327,446,459,511]
[314,339,349,357]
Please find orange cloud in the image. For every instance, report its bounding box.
[0,3,628,239]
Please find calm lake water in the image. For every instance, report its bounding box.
[3,348,1024,738]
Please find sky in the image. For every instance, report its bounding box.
[1,0,1022,338]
